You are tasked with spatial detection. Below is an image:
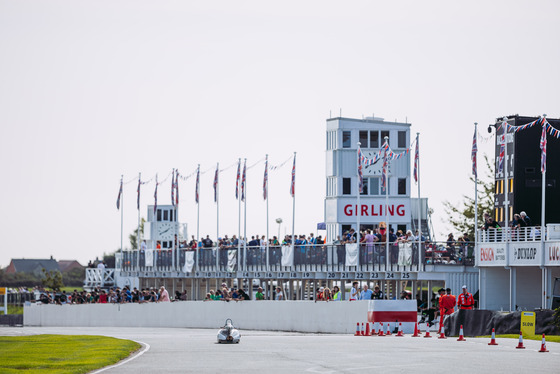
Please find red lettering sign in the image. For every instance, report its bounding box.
[480,247,494,262]
[549,246,560,262]
[343,204,407,217]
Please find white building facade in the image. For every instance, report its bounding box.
[325,117,418,243]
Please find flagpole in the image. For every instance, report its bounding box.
[137,172,141,270]
[541,114,547,309]
[196,164,200,272]
[243,158,247,272]
[502,117,512,312]
[216,163,220,270]
[265,154,270,272]
[356,143,361,255]
[171,168,175,270]
[237,158,241,271]
[473,123,478,259]
[416,133,421,270]
[292,152,296,271]
[120,175,124,270]
[384,137,389,271]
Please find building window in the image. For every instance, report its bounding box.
[370,131,379,148]
[343,131,351,148]
[397,224,407,235]
[381,130,389,145]
[157,209,162,221]
[370,177,380,195]
[163,210,169,221]
[343,178,351,195]
[361,178,368,195]
[359,131,368,148]
[398,178,406,195]
[398,131,406,148]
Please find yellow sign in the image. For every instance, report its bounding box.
[0,287,5,296]
[520,311,536,337]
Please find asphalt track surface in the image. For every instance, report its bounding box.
[1,327,558,373]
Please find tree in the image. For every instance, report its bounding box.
[442,154,495,240]
[128,217,146,249]
[41,268,64,291]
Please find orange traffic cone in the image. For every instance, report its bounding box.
[515,331,525,349]
[354,322,360,336]
[378,323,385,336]
[538,334,549,353]
[412,322,420,337]
[396,322,404,337]
[386,323,392,336]
[438,325,446,339]
[365,322,371,336]
[457,325,466,341]
[424,323,432,338]
[488,328,498,345]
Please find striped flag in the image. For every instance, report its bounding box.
[175,169,179,206]
[358,148,363,193]
[195,166,200,204]
[540,125,547,173]
[263,157,268,200]
[153,176,158,215]
[241,160,247,202]
[171,169,175,207]
[116,178,123,210]
[471,128,478,178]
[290,154,296,197]
[413,140,419,183]
[213,165,219,203]
[136,178,141,210]
[498,133,505,174]
[381,150,388,192]
[235,159,240,200]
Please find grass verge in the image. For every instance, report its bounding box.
[477,334,560,343]
[0,334,141,373]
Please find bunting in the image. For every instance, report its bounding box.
[381,150,388,192]
[241,160,246,201]
[471,128,478,178]
[498,125,506,174]
[413,140,419,183]
[116,177,123,210]
[171,169,175,207]
[290,154,296,197]
[235,160,240,200]
[357,148,363,193]
[175,169,179,206]
[153,176,158,215]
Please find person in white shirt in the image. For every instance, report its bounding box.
[97,261,105,270]
[349,281,359,301]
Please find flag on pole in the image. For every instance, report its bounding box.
[195,166,200,204]
[498,133,505,174]
[540,124,547,173]
[358,147,363,193]
[154,176,158,215]
[136,178,141,210]
[290,154,296,197]
[175,169,179,206]
[413,140,419,183]
[116,178,123,210]
[213,165,219,203]
[241,160,247,201]
[381,150,388,192]
[471,128,478,178]
[171,169,175,207]
[263,157,268,200]
[235,159,240,200]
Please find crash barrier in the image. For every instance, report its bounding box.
[367,300,417,334]
[443,309,559,337]
[0,314,23,326]
[25,300,372,333]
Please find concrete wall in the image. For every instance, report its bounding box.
[24,301,375,334]
[515,267,542,310]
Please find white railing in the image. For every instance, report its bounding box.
[84,268,115,289]
[477,226,544,243]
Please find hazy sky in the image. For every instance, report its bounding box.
[1,1,559,267]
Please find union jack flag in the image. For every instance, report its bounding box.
[540,125,547,173]
[413,140,419,183]
[195,166,200,204]
[263,157,268,200]
[290,154,296,197]
[154,176,158,215]
[213,165,219,203]
[235,159,240,200]
[241,160,247,202]
[471,128,477,178]
[381,150,388,192]
[171,169,175,207]
[136,177,141,210]
[116,178,123,210]
[357,148,363,193]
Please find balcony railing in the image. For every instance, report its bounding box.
[476,226,544,243]
[119,241,475,275]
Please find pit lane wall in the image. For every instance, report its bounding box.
[24,301,403,334]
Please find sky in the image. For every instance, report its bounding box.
[1,0,559,268]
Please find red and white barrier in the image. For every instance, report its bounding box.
[368,300,417,334]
